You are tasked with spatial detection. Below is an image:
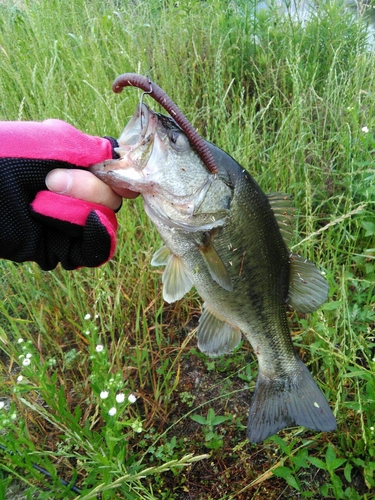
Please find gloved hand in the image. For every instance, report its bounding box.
[0,119,129,270]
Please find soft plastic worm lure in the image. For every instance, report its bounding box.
[112,73,218,174]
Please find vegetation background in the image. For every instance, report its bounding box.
[0,0,374,498]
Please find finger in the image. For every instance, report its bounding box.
[111,187,140,199]
[46,168,123,211]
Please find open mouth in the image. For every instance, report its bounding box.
[117,103,151,151]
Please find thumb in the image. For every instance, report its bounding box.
[46,168,122,211]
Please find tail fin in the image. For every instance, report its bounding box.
[247,358,336,443]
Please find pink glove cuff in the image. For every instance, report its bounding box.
[0,119,114,166]
[31,191,118,262]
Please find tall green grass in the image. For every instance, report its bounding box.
[0,0,375,498]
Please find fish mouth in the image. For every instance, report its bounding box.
[91,103,215,223]
[115,103,158,169]
[90,103,159,190]
[117,103,152,151]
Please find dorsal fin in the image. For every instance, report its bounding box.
[197,232,233,292]
[267,193,296,246]
[287,253,329,313]
[197,304,242,357]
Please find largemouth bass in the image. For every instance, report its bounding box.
[92,104,337,443]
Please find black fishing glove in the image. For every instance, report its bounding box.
[0,119,119,270]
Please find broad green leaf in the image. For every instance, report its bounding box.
[190,415,207,425]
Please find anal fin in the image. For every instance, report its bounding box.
[197,304,242,357]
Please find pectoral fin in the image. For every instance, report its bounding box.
[197,304,242,356]
[198,233,233,291]
[161,253,193,303]
[287,253,329,313]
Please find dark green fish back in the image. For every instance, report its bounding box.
[205,143,291,337]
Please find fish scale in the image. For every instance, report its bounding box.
[192,157,292,365]
[91,103,337,443]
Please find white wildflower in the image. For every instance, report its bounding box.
[128,394,137,404]
[116,393,125,404]
[26,353,32,359]
[0,401,4,410]
[85,330,90,335]
[84,313,91,320]
[17,375,23,383]
[22,358,31,367]
[100,391,109,399]
[95,345,104,353]
[131,419,143,433]
[17,338,24,344]
[108,407,117,416]
[362,126,369,133]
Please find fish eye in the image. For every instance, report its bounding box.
[169,130,189,152]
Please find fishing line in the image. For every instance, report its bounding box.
[0,443,81,495]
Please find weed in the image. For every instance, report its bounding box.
[191,408,231,451]
[1,0,375,497]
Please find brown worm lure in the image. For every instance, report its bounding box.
[112,73,218,175]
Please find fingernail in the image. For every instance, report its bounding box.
[45,169,72,194]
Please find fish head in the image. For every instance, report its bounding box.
[92,104,232,230]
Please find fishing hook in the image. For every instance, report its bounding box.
[139,77,153,129]
[112,73,219,175]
